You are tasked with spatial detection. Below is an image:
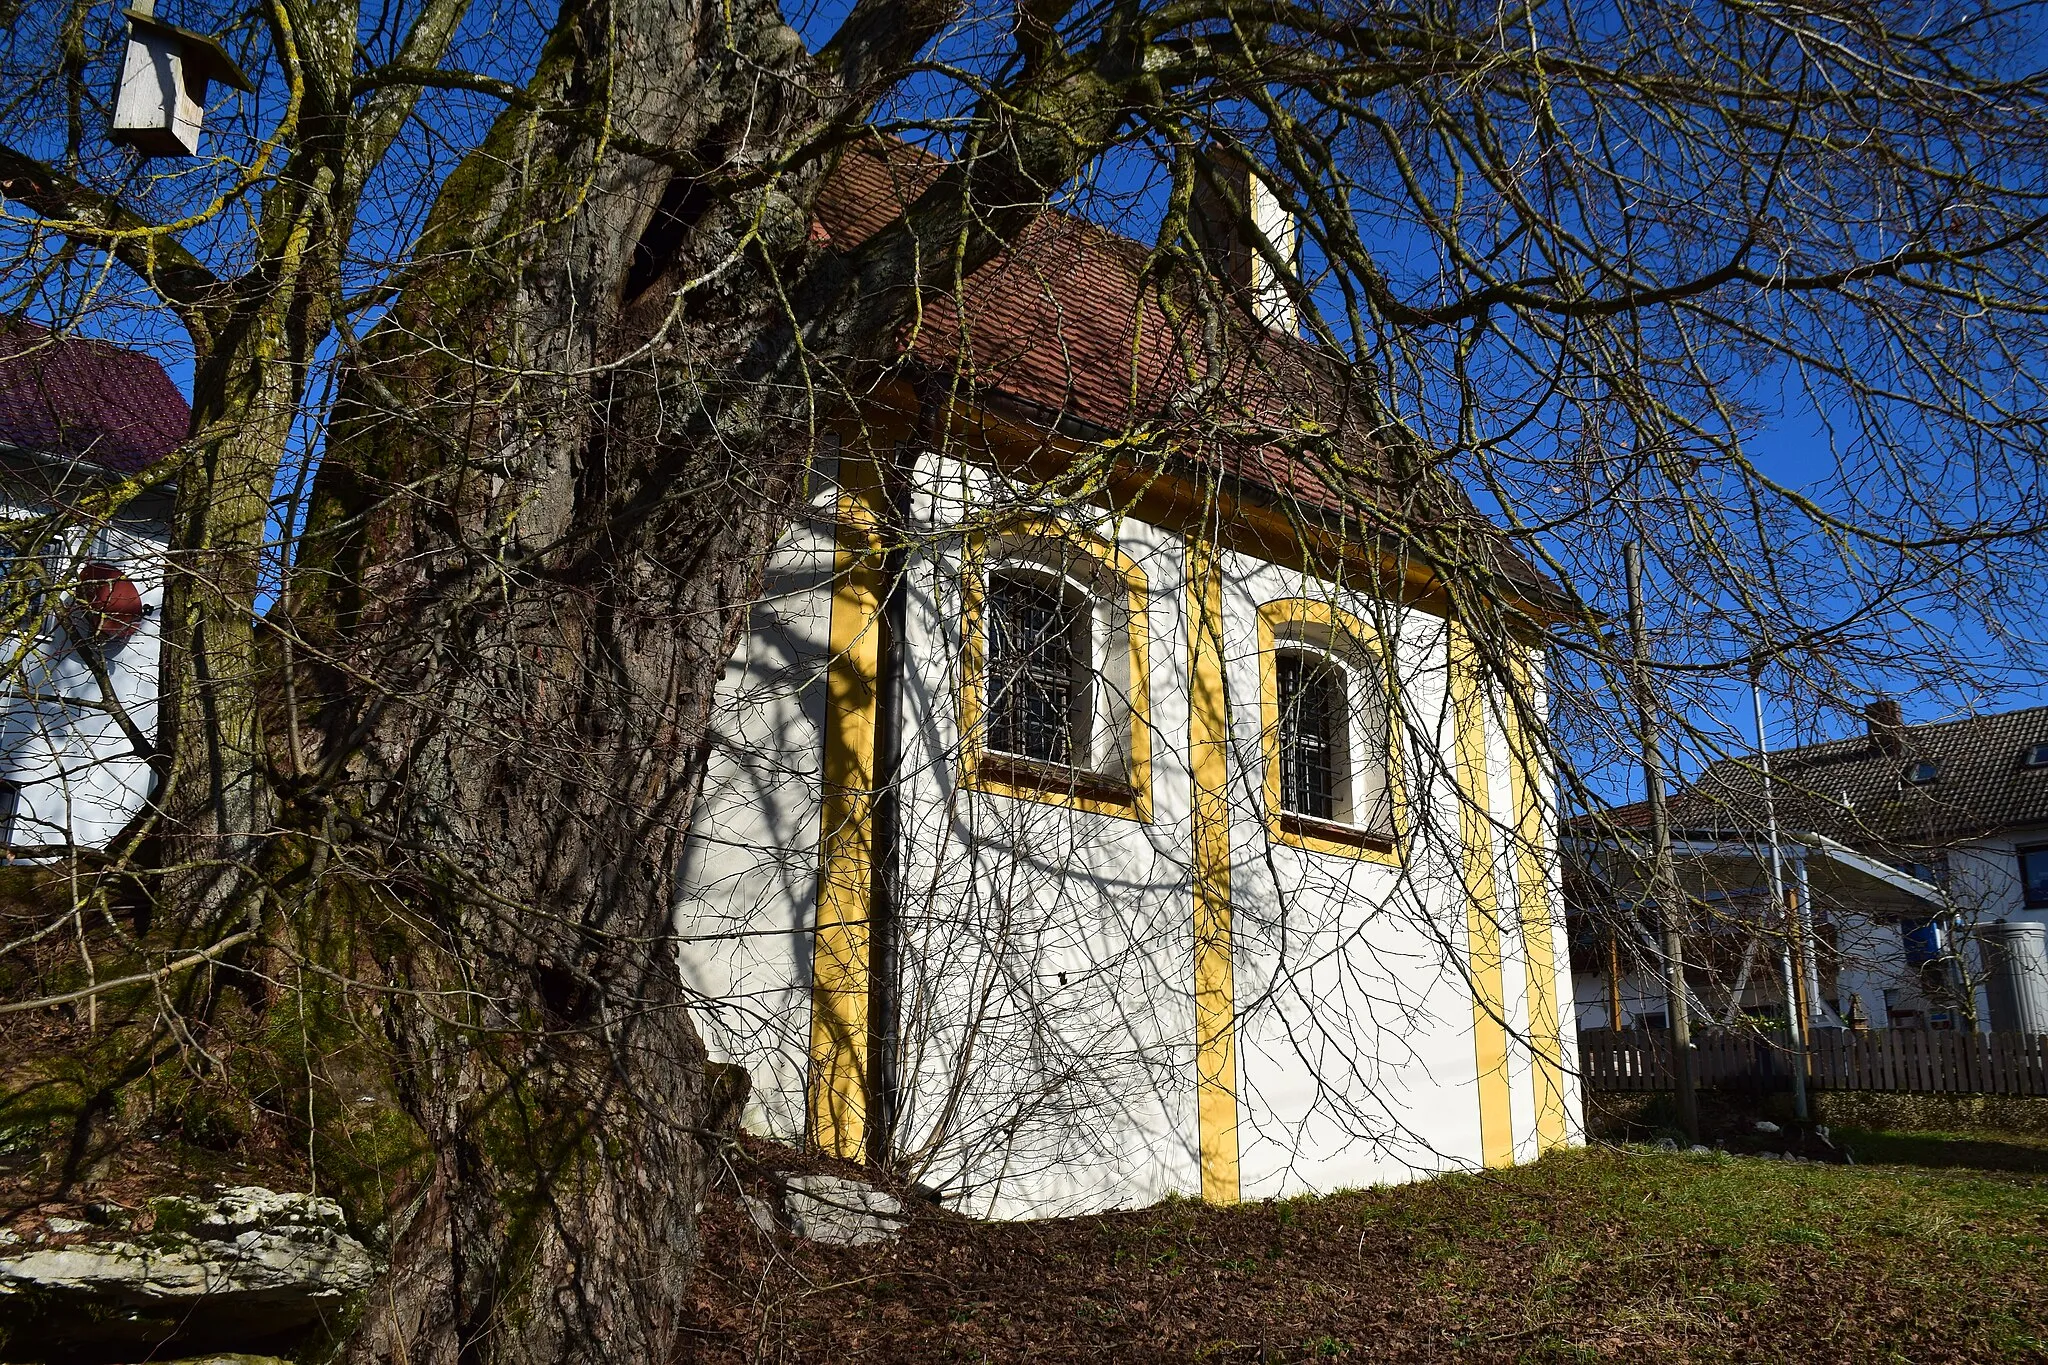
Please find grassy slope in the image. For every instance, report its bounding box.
[686,1139,2048,1363]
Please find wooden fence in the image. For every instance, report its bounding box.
[1577,1027,2048,1097]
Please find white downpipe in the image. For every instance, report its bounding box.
[1790,850,1839,1026]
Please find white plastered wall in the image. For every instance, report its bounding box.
[1939,830,2046,1026]
[674,450,1581,1217]
[1488,669,1542,1167]
[675,482,840,1140]
[1221,556,1492,1193]
[0,513,167,853]
[1503,657,1583,1154]
[881,454,1200,1217]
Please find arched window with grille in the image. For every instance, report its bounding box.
[963,525,1153,820]
[985,569,1092,767]
[1275,650,1346,821]
[1258,600,1400,858]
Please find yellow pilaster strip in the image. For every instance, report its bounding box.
[1450,618,1515,1169]
[809,460,885,1160]
[1187,531,1240,1203]
[1504,649,1569,1153]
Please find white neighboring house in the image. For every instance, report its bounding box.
[1569,700,2048,1035]
[674,143,1583,1221]
[0,322,185,854]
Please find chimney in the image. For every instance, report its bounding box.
[1190,147,1299,334]
[1866,697,1905,756]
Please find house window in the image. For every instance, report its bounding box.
[1275,650,1345,820]
[1258,600,1399,857]
[964,525,1152,819]
[1900,916,1943,969]
[2020,845,2048,909]
[2020,743,2048,769]
[1903,759,1939,785]
[985,570,1090,767]
[1272,645,1392,839]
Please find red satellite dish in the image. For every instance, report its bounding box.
[67,562,147,645]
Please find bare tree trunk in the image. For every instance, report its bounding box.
[124,0,1108,1353]
[156,332,294,927]
[294,2,837,1359]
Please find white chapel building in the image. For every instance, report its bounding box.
[675,143,1582,1219]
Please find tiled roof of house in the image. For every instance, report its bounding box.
[1599,703,2048,849]
[817,143,1338,440]
[814,141,1559,604]
[0,319,190,474]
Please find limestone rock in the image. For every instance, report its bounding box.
[0,1186,379,1359]
[741,1194,779,1237]
[778,1174,908,1247]
[179,1186,347,1236]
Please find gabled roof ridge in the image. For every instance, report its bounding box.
[1589,700,2048,845]
[813,138,1567,609]
[1711,701,2048,773]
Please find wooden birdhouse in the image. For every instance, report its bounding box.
[109,0,251,157]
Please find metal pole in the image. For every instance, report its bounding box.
[1751,676,1808,1121]
[1625,542,1697,1142]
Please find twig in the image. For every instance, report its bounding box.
[0,928,257,1015]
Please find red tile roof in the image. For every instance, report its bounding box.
[0,319,190,473]
[815,141,1557,601]
[818,140,1358,447]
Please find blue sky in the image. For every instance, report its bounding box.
[19,0,2045,813]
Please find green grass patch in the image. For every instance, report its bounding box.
[693,1139,2048,1363]
[1840,1124,2048,1173]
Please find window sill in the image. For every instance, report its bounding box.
[968,750,1147,817]
[1276,810,1396,857]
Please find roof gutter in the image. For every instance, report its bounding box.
[893,367,1584,629]
[0,439,177,521]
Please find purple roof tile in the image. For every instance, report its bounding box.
[0,320,190,473]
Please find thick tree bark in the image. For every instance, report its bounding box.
[293,2,851,1359]
[298,26,1142,1363]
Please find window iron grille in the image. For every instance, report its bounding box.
[1277,651,1344,820]
[986,573,1085,766]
